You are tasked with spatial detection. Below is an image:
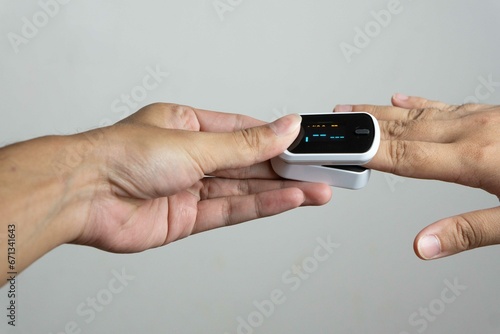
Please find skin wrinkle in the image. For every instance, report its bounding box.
[222,196,234,227]
[165,196,180,244]
[236,128,262,166]
[253,192,263,224]
[385,120,408,139]
[406,108,427,120]
[388,139,408,176]
[452,215,480,251]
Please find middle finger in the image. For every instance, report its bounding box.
[200,177,332,206]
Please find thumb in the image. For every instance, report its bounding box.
[188,114,302,174]
[414,207,500,260]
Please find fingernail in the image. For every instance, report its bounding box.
[334,105,353,112]
[270,114,302,136]
[418,235,442,259]
[394,93,409,101]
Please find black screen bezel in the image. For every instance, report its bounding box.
[288,113,375,154]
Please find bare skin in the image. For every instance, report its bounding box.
[335,94,500,260]
[0,103,332,284]
[5,94,495,282]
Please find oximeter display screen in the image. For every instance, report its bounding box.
[288,113,376,154]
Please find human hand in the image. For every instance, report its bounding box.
[335,95,500,260]
[71,104,332,253]
[0,103,331,280]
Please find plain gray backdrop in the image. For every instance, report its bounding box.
[1,1,500,333]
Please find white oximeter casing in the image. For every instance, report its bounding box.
[271,112,380,189]
[271,158,372,190]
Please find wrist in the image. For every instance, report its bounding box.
[0,132,105,274]
[48,130,110,244]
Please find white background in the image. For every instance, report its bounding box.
[1,1,500,333]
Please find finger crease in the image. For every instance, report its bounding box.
[238,179,251,195]
[453,216,480,251]
[222,197,234,226]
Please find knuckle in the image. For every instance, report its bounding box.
[142,102,176,118]
[388,140,428,176]
[406,108,427,120]
[468,112,491,127]
[169,103,193,115]
[385,120,408,139]
[406,107,443,120]
[388,140,407,174]
[455,103,475,113]
[168,104,199,130]
[451,216,481,251]
[123,103,199,129]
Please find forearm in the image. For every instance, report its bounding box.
[0,135,93,284]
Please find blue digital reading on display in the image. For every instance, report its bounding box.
[305,134,345,142]
[303,123,346,145]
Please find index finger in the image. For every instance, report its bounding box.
[193,107,266,132]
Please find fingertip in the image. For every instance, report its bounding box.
[315,183,333,205]
[270,113,302,137]
[393,93,409,102]
[301,183,332,206]
[334,105,353,112]
[391,93,411,107]
[200,114,303,173]
[415,234,442,260]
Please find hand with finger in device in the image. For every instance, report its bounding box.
[335,94,500,260]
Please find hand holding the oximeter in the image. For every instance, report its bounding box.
[0,103,332,282]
